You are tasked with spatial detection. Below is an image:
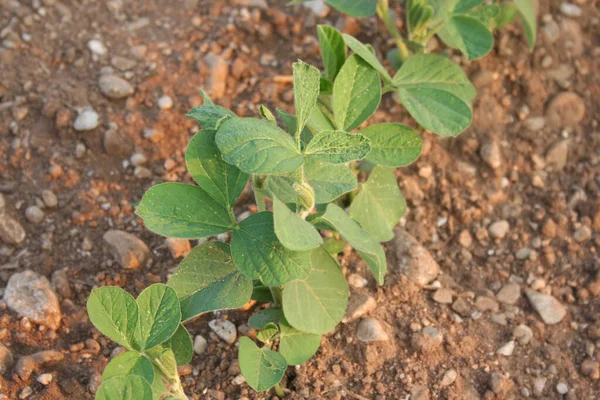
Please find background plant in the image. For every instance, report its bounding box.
[87,8,536,395]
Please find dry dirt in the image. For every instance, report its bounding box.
[0,0,599,399]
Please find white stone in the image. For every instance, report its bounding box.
[87,39,107,55]
[556,382,569,394]
[440,369,457,387]
[496,340,515,356]
[36,373,53,385]
[489,220,510,239]
[209,319,237,344]
[193,335,208,355]
[73,110,99,131]
[526,290,566,325]
[356,318,389,342]
[513,324,533,345]
[158,95,173,110]
[560,3,581,17]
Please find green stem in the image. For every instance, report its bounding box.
[376,0,411,61]
[252,174,266,212]
[269,287,283,307]
[274,382,285,398]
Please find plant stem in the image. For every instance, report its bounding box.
[269,286,283,306]
[376,0,411,61]
[252,174,266,212]
[274,382,285,398]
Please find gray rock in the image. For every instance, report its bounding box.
[347,273,368,289]
[480,139,501,169]
[542,20,560,43]
[475,296,499,312]
[513,324,533,344]
[19,386,33,399]
[389,229,439,286]
[209,319,237,344]
[440,369,457,387]
[203,53,228,99]
[560,3,581,17]
[546,92,585,128]
[98,75,134,99]
[73,109,99,131]
[0,343,13,375]
[51,269,72,299]
[111,56,137,71]
[41,190,58,208]
[4,270,61,330]
[496,340,515,356]
[556,382,569,394]
[165,237,191,259]
[15,350,64,380]
[533,377,547,396]
[524,116,546,131]
[343,293,376,323]
[0,213,26,244]
[526,290,566,325]
[489,220,510,239]
[412,327,443,353]
[25,205,44,224]
[37,373,53,385]
[356,318,389,342]
[103,230,150,269]
[496,283,521,305]
[87,39,107,56]
[452,297,472,317]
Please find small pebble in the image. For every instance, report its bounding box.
[158,95,173,110]
[36,373,53,385]
[556,382,568,394]
[25,206,44,224]
[356,318,389,342]
[513,324,533,345]
[209,319,237,344]
[165,238,191,259]
[87,39,107,55]
[440,369,457,387]
[73,109,99,131]
[489,220,510,239]
[496,340,515,356]
[193,335,208,355]
[41,190,58,208]
[573,226,591,243]
[560,3,581,17]
[433,288,453,304]
[580,359,600,380]
[348,273,368,289]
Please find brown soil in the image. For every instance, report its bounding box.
[0,0,598,399]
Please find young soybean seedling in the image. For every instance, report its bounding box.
[87,284,192,399]
[302,0,536,66]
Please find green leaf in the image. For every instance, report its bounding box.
[293,61,321,135]
[164,324,193,366]
[514,0,536,50]
[147,347,179,386]
[283,246,348,334]
[135,284,181,351]
[495,3,518,28]
[305,130,371,164]
[392,54,475,137]
[264,158,357,204]
[259,104,277,125]
[186,129,249,208]
[407,0,434,37]
[333,55,381,131]
[360,123,422,167]
[349,167,406,241]
[251,281,274,303]
[186,105,236,130]
[279,318,321,366]
[257,323,280,344]
[452,0,485,14]
[322,238,346,254]
[96,376,153,400]
[136,183,233,239]
[317,25,346,82]
[273,195,323,251]
[231,212,312,286]
[238,337,287,392]
[102,351,154,384]
[199,88,215,105]
[342,34,392,83]
[87,287,138,349]
[215,118,303,174]
[168,242,253,321]
[437,16,493,60]
[326,0,377,17]
[313,204,387,284]
[248,308,283,330]
[306,103,336,134]
[149,366,168,400]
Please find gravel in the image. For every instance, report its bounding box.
[526,290,567,325]
[103,230,150,269]
[209,319,237,344]
[356,318,389,342]
[73,109,99,131]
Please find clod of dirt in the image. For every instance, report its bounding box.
[411,326,443,353]
[98,74,134,100]
[388,229,439,286]
[545,92,585,128]
[102,229,150,269]
[203,53,229,100]
[3,270,62,330]
[0,213,26,244]
[103,129,133,156]
[525,290,567,325]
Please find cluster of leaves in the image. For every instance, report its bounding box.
[86,1,537,393]
[299,0,536,63]
[87,284,192,399]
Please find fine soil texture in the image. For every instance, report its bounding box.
[0,0,599,399]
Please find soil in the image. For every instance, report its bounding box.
[0,0,599,399]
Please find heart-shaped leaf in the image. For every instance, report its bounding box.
[186,129,249,208]
[102,351,154,384]
[168,241,253,321]
[333,55,381,131]
[279,318,321,365]
[437,15,493,60]
[164,324,193,366]
[282,246,349,334]
[87,286,138,349]
[231,212,312,286]
[136,183,234,239]
[216,117,303,175]
[350,167,406,241]
[248,308,283,330]
[238,337,287,392]
[273,195,323,251]
[360,123,422,167]
[135,284,181,351]
[96,375,153,400]
[304,130,371,164]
